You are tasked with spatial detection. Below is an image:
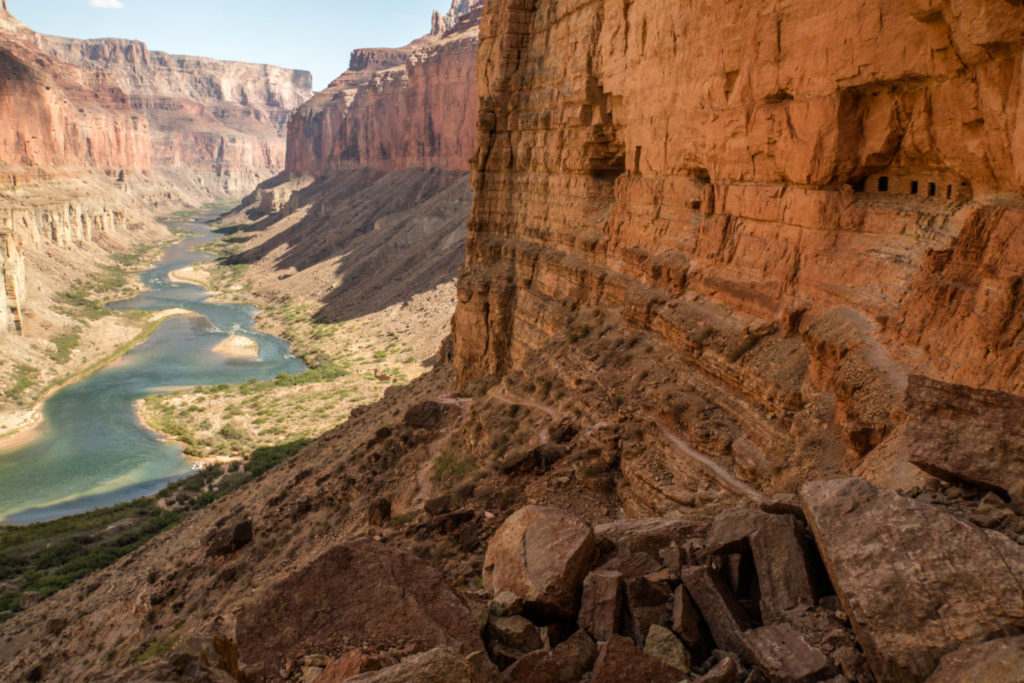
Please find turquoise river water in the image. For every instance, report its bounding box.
[0,211,306,525]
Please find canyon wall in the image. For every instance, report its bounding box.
[230,0,483,325]
[0,6,311,338]
[285,1,480,175]
[453,0,1024,501]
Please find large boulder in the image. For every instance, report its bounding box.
[235,539,484,676]
[483,506,596,617]
[801,478,1024,682]
[905,375,1024,500]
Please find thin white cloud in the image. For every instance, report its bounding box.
[88,0,125,8]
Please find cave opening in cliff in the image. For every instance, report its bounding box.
[877,176,889,192]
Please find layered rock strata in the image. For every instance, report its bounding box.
[285,0,480,175]
[453,0,1024,503]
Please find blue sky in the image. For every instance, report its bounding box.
[8,0,449,90]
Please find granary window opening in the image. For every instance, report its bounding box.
[928,182,936,197]
[878,176,889,192]
[910,180,919,195]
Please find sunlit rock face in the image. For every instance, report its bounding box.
[285,0,482,175]
[453,0,1024,496]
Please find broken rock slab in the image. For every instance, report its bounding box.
[502,629,597,683]
[235,539,484,677]
[742,623,830,683]
[925,634,1024,683]
[680,566,754,660]
[483,506,596,618]
[578,569,623,642]
[590,634,683,683]
[594,517,710,558]
[344,646,487,683]
[801,477,1024,682]
[905,374,1024,500]
[706,507,816,623]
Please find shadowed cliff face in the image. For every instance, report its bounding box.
[452,0,1024,500]
[222,0,482,327]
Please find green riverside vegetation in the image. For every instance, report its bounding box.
[0,438,308,623]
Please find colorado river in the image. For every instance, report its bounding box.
[0,210,306,525]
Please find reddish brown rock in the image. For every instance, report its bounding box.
[453,0,1024,508]
[925,635,1024,683]
[485,614,544,670]
[483,506,597,618]
[343,647,486,683]
[319,649,396,682]
[706,507,816,623]
[742,623,830,683]
[593,518,711,558]
[286,0,480,176]
[622,576,673,646]
[679,567,754,659]
[501,629,597,683]
[905,375,1024,500]
[590,634,683,683]
[578,569,623,642]
[801,478,1024,682]
[235,539,483,677]
[672,585,703,647]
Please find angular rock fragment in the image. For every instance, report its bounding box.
[501,629,597,683]
[680,566,754,660]
[673,584,704,647]
[205,518,253,557]
[578,569,623,641]
[925,634,1024,683]
[644,623,691,671]
[623,575,673,645]
[344,647,486,682]
[696,653,741,683]
[483,506,596,617]
[742,623,830,683]
[236,540,483,676]
[706,507,815,623]
[591,634,683,683]
[594,517,710,557]
[801,477,1024,682]
[318,649,395,682]
[904,375,1024,499]
[485,614,544,669]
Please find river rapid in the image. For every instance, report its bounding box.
[0,211,306,525]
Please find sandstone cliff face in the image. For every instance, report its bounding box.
[453,0,1024,501]
[286,1,480,175]
[35,34,311,194]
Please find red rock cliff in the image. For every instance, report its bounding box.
[454,0,1024,496]
[0,8,311,188]
[286,0,481,174]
